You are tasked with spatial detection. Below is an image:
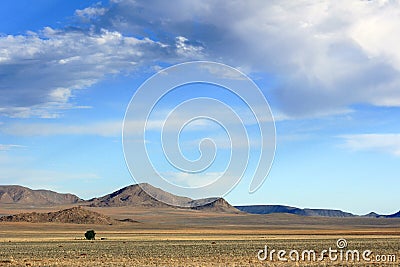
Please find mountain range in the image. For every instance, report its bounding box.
[0,185,81,205]
[234,204,400,218]
[0,184,398,218]
[0,183,239,213]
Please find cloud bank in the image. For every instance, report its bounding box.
[1,0,400,118]
[340,134,400,156]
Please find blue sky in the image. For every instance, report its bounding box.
[1,0,399,215]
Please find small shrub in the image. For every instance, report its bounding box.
[84,230,96,240]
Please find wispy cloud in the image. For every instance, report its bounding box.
[161,171,224,188]
[0,144,25,151]
[0,168,100,183]
[75,6,106,19]
[1,120,123,137]
[340,134,400,156]
[0,167,100,191]
[1,101,276,137]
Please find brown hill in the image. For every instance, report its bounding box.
[87,183,191,208]
[0,206,116,224]
[0,185,81,205]
[86,183,240,213]
[190,198,241,213]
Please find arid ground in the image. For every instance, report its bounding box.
[1,205,399,266]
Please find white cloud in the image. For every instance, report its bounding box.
[350,2,400,71]
[1,120,123,137]
[0,168,99,183]
[340,134,400,156]
[75,6,106,19]
[0,104,91,119]
[0,144,25,151]
[0,118,206,137]
[0,167,100,192]
[89,0,400,117]
[161,171,224,188]
[175,36,204,58]
[0,27,171,118]
[2,1,400,119]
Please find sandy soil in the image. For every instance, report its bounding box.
[0,205,399,266]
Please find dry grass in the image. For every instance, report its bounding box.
[0,222,399,266]
[1,206,400,266]
[0,236,399,266]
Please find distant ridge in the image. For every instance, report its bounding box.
[363,212,380,218]
[0,185,81,205]
[0,206,116,224]
[361,211,400,218]
[385,210,400,218]
[235,205,355,217]
[235,205,400,218]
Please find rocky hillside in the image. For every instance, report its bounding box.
[0,206,116,224]
[0,185,81,205]
[86,183,191,207]
[86,183,240,213]
[191,198,241,213]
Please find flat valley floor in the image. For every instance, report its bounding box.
[0,206,399,266]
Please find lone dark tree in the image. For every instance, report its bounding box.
[84,230,96,240]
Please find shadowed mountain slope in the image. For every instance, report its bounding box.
[384,210,400,218]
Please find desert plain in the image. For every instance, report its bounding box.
[0,205,399,267]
